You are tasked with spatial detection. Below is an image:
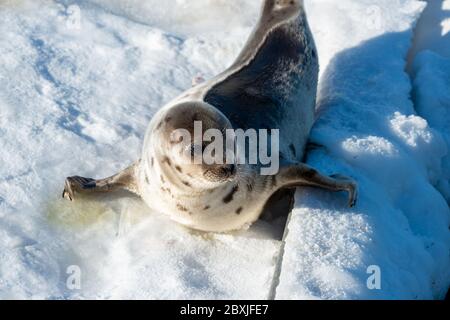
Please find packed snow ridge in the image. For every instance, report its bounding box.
[0,0,448,299]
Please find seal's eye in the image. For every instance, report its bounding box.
[188,143,208,157]
[187,144,201,158]
[189,144,198,156]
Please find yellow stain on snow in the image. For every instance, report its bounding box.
[46,195,152,234]
[47,197,116,229]
[0,0,54,9]
[0,0,25,8]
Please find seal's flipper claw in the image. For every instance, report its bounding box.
[62,188,72,201]
[330,174,358,207]
[62,176,95,201]
[62,178,74,201]
[347,182,358,208]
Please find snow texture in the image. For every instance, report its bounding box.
[413,51,450,203]
[411,0,450,203]
[276,0,450,300]
[0,0,449,299]
[408,0,450,63]
[0,0,277,299]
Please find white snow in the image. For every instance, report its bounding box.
[408,0,450,63]
[412,51,450,203]
[276,0,450,300]
[0,0,279,299]
[0,0,449,299]
[410,0,450,204]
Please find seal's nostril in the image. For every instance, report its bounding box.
[220,164,235,177]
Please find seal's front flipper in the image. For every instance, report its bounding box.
[278,163,358,207]
[62,162,140,201]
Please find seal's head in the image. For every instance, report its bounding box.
[154,101,236,189]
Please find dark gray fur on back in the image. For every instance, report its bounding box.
[203,0,318,139]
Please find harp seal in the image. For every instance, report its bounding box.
[62,0,357,232]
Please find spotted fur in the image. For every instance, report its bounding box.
[62,0,356,234]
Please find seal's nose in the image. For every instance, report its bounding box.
[220,164,236,178]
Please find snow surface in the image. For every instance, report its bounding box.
[411,0,450,204]
[0,0,278,299]
[408,0,450,64]
[413,51,450,203]
[0,0,449,299]
[276,0,450,299]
